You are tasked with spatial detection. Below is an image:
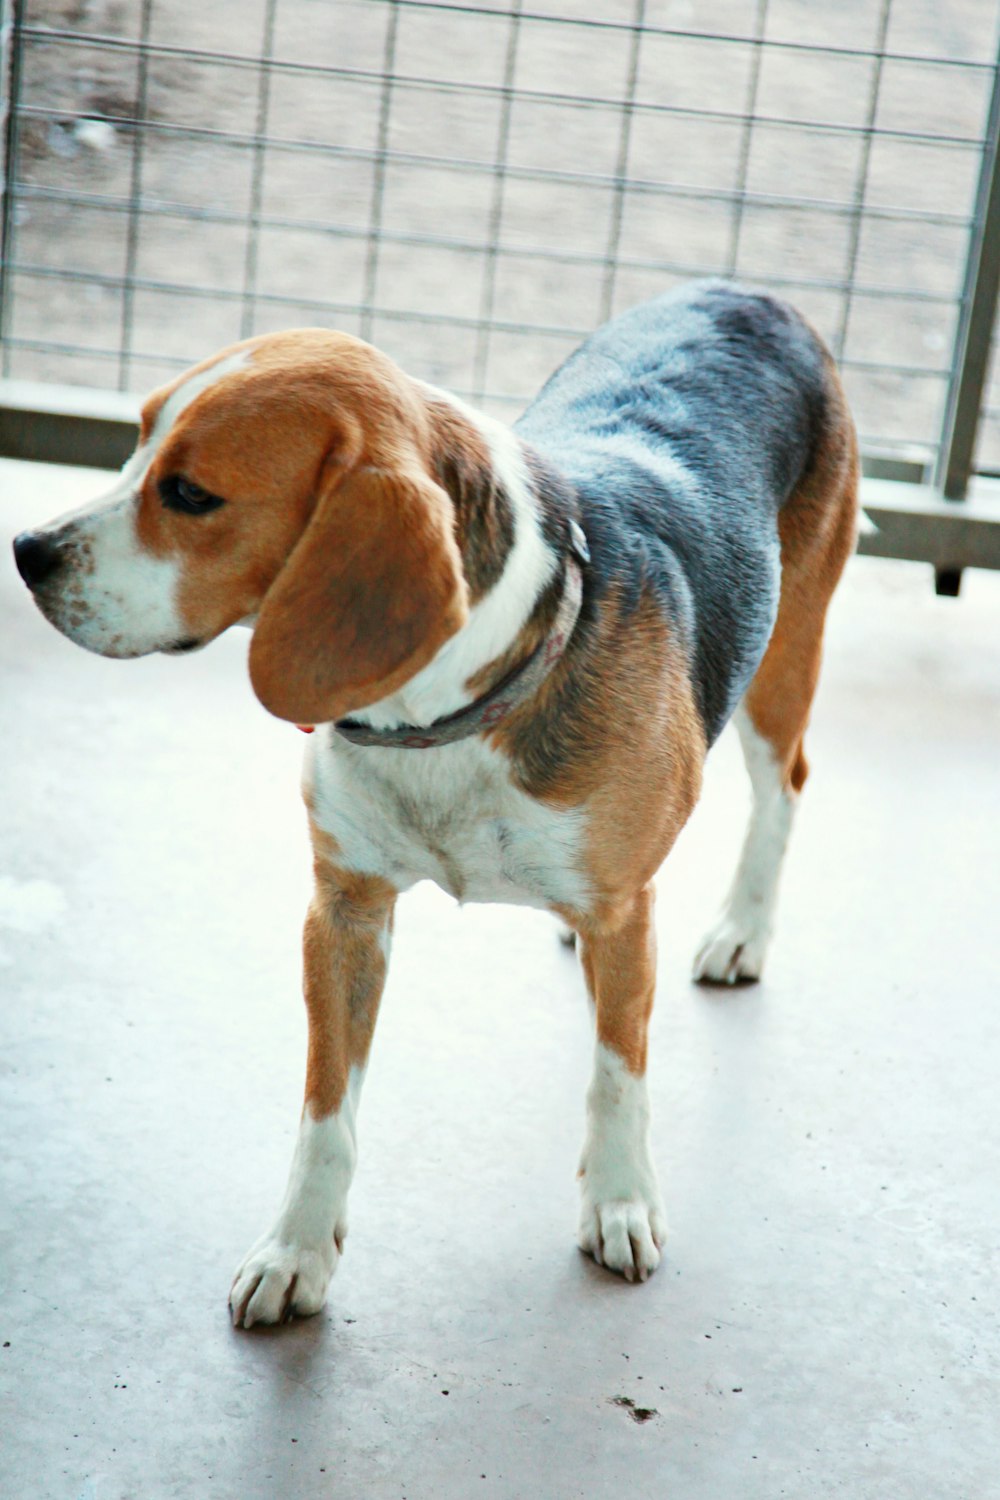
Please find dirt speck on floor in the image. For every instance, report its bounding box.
[610,1395,658,1424]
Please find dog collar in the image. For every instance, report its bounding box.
[316,522,589,751]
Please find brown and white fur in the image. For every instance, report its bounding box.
[13,281,858,1326]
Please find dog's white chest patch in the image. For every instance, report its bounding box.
[307,734,590,909]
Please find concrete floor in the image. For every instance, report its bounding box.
[2,456,999,1499]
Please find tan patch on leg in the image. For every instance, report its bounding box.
[577,883,657,1075]
[744,354,859,781]
[304,827,397,1118]
[510,586,706,917]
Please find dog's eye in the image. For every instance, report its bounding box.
[159,475,225,515]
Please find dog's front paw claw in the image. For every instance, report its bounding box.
[692,913,769,985]
[578,1199,666,1282]
[229,1234,340,1328]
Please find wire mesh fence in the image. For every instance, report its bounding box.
[2,0,1000,478]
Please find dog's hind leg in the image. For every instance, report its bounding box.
[693,354,859,986]
[692,701,804,984]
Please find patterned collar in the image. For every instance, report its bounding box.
[331,521,589,751]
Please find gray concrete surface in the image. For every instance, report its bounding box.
[2,456,999,1498]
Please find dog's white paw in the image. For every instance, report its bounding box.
[229,1230,341,1328]
[578,1193,666,1282]
[692,910,770,985]
[578,1044,666,1282]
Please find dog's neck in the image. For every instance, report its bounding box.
[346,386,573,735]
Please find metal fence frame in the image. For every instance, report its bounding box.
[2,0,1000,588]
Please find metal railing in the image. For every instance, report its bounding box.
[2,0,1000,582]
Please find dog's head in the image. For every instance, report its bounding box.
[12,331,469,724]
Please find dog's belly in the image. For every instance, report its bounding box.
[307,734,590,909]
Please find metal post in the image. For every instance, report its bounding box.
[118,0,153,389]
[471,0,523,404]
[240,0,279,342]
[0,0,24,373]
[599,0,645,324]
[937,39,1000,503]
[360,2,400,346]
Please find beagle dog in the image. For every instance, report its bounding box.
[13,280,858,1327]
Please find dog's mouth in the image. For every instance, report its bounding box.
[164,637,204,655]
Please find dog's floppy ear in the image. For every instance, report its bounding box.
[248,462,469,725]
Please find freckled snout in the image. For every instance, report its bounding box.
[13,530,64,590]
[14,495,189,659]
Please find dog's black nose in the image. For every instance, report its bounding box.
[13,531,62,588]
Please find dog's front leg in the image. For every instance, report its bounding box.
[574,883,667,1282]
[230,861,395,1328]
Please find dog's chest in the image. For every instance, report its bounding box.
[307,734,589,909]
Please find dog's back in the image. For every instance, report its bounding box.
[516,279,836,741]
